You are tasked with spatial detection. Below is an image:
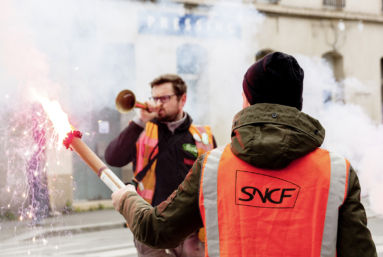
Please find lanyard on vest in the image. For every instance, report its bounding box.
[135,129,189,182]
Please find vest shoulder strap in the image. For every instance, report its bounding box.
[144,121,158,139]
[189,124,214,156]
[189,124,214,145]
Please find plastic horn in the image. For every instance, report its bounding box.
[115,89,148,113]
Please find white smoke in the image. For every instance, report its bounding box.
[0,0,140,115]
[0,1,59,109]
[297,55,383,215]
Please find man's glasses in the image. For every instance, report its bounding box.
[149,94,177,103]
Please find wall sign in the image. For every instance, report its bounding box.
[98,121,110,134]
[138,10,241,39]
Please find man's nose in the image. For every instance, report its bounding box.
[155,98,163,106]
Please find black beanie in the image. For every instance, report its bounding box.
[243,52,304,111]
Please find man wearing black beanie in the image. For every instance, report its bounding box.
[112,52,377,257]
[243,52,304,110]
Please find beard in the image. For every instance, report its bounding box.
[157,108,181,122]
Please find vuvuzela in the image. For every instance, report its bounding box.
[115,89,148,114]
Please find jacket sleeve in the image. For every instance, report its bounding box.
[104,120,144,167]
[337,166,377,257]
[119,155,204,249]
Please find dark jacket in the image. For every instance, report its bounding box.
[105,113,216,207]
[118,104,377,256]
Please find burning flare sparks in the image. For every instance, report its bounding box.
[31,89,73,147]
[30,90,125,193]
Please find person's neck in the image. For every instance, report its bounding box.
[160,111,187,134]
[173,111,184,122]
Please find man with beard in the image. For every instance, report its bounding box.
[105,74,216,257]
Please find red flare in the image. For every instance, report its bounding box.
[63,130,83,150]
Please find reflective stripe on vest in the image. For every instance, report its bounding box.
[199,144,350,257]
[321,152,350,256]
[200,145,226,257]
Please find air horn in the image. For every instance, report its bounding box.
[115,89,148,113]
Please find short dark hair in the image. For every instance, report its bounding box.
[150,74,187,100]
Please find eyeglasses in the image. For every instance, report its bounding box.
[149,94,177,103]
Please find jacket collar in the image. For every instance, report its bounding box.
[230,103,325,170]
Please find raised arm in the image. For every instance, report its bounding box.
[105,118,144,167]
[105,100,161,167]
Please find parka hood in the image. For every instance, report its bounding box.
[230,103,325,170]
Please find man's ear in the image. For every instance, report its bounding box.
[179,94,187,108]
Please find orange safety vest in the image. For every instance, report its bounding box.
[199,144,350,257]
[134,121,214,204]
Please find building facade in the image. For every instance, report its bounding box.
[251,0,383,124]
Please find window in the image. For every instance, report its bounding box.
[322,52,345,103]
[323,52,344,82]
[177,44,208,124]
[255,49,274,62]
[71,43,135,201]
[323,0,345,8]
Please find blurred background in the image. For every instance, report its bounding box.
[0,0,383,255]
